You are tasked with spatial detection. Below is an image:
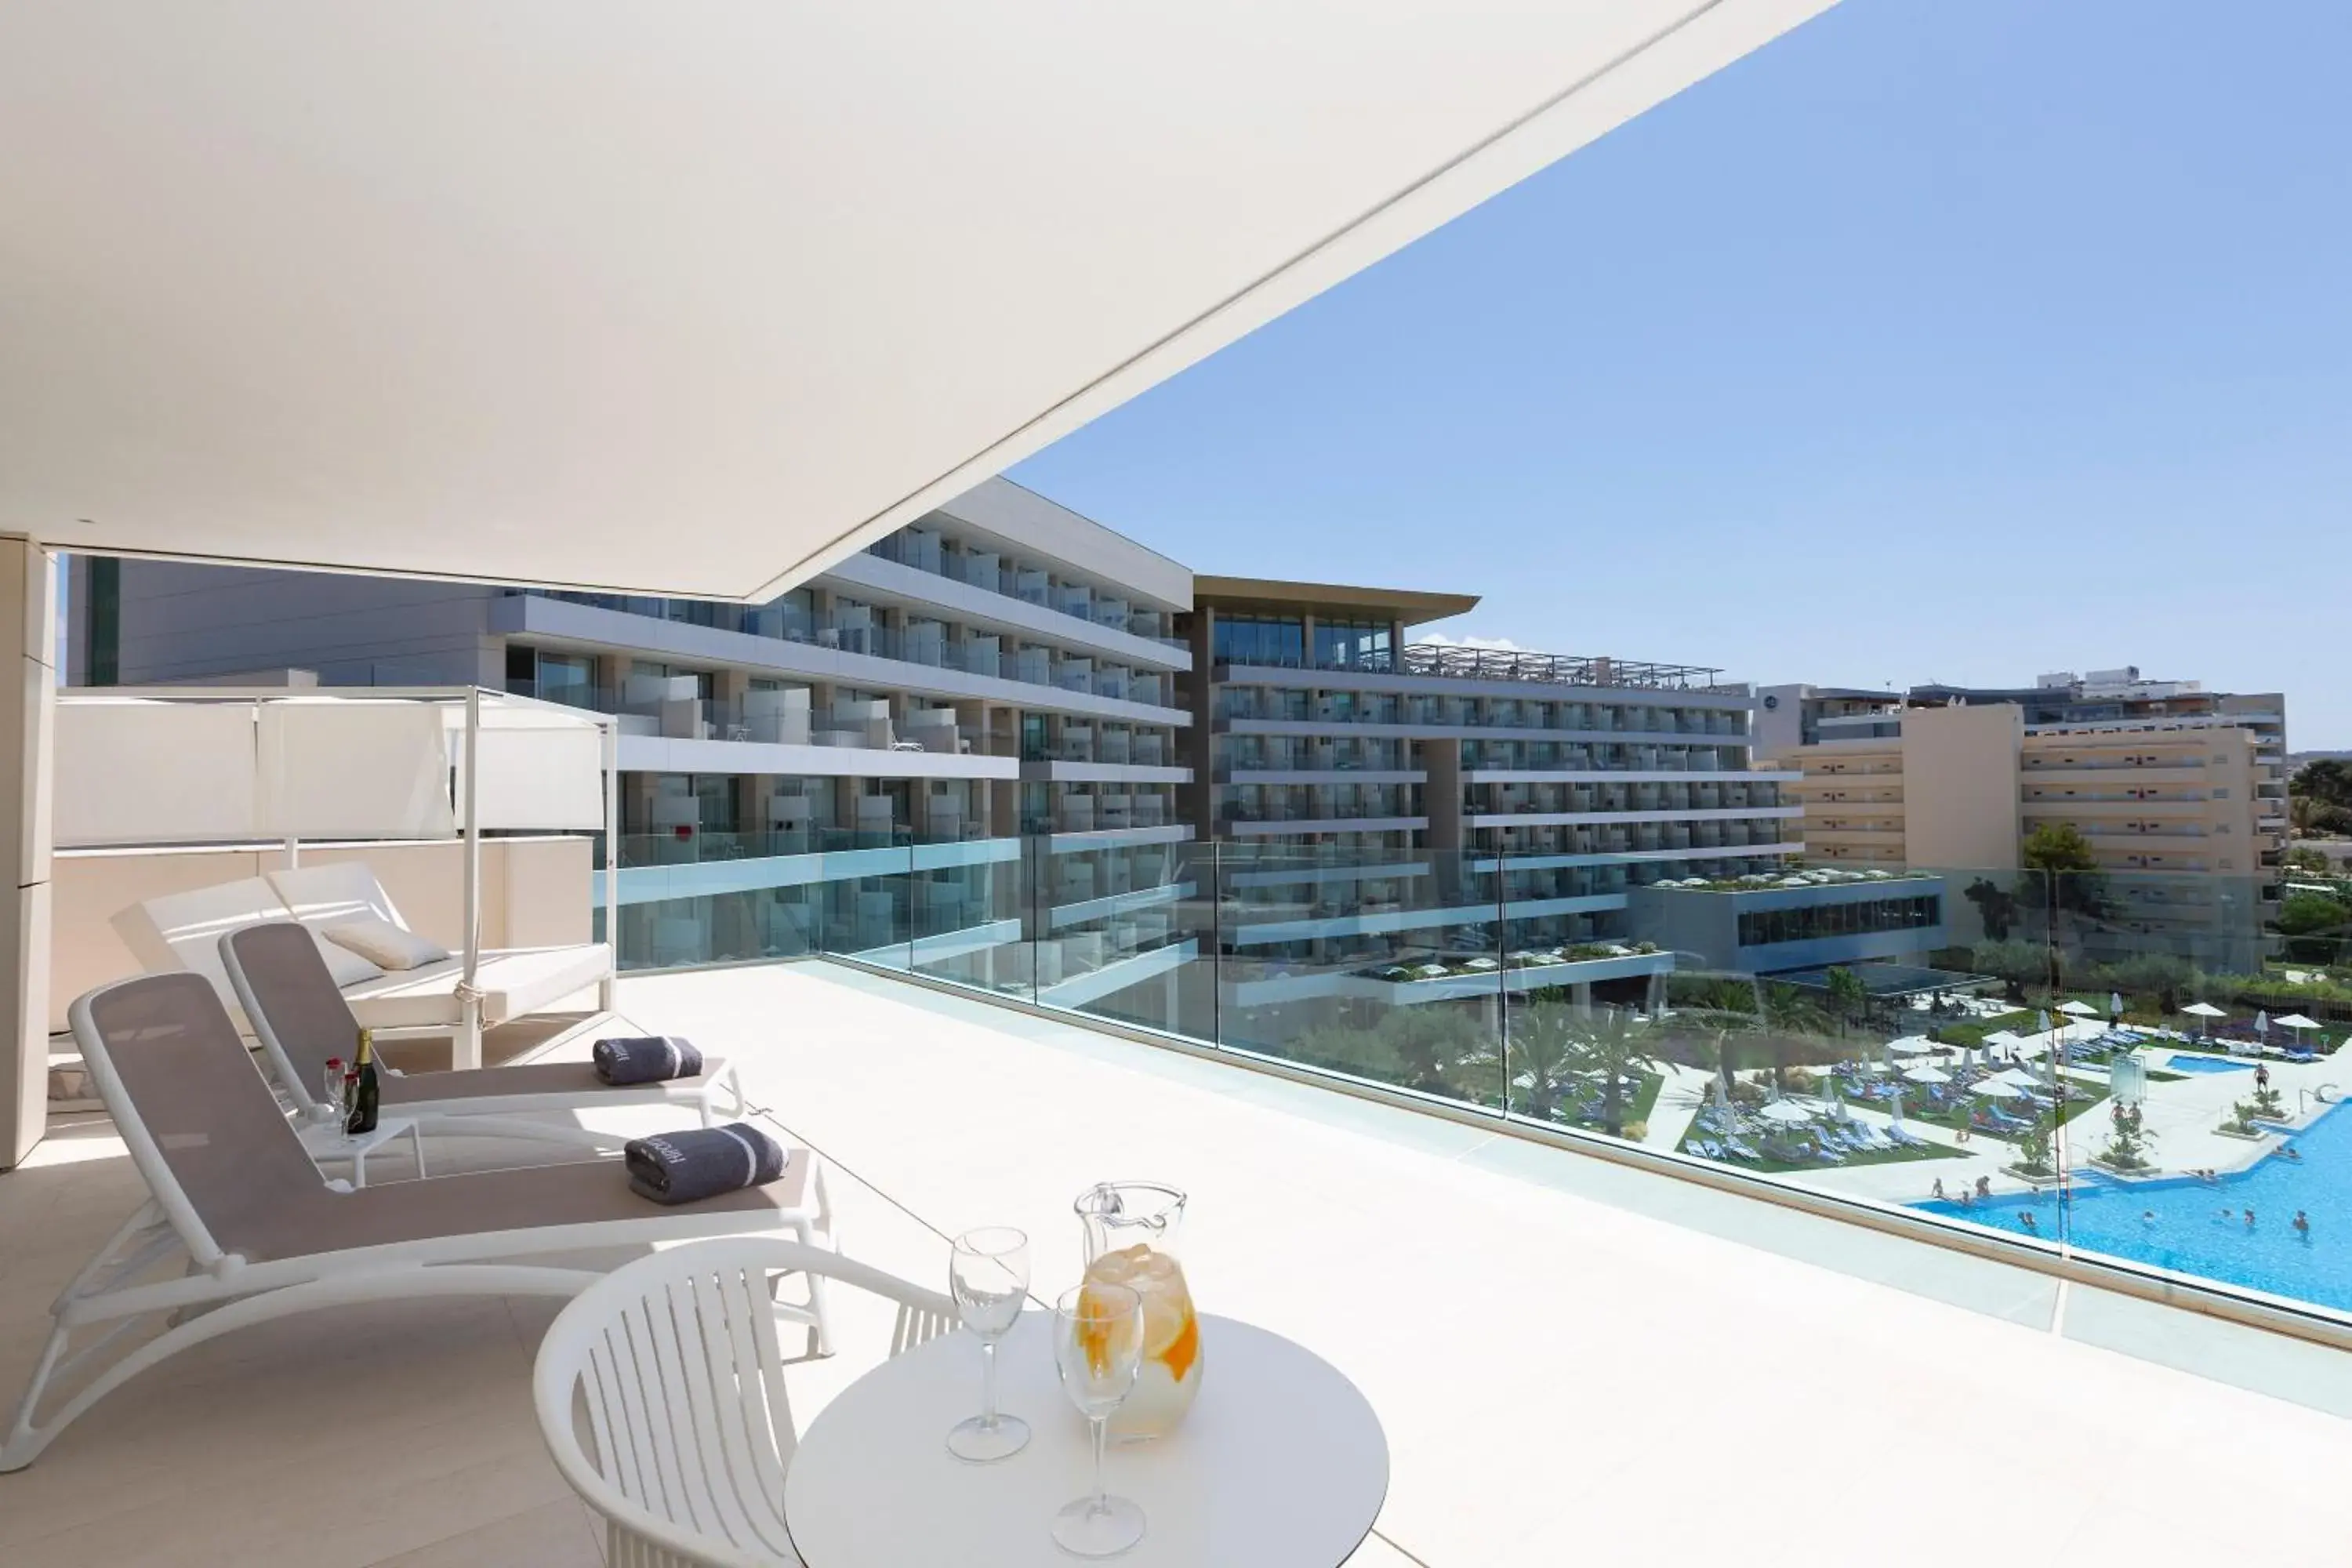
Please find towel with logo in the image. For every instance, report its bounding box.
[625,1123,785,1205]
[593,1034,704,1086]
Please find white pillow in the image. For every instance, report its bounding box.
[304,927,385,988]
[321,916,449,973]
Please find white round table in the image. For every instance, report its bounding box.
[784,1312,1387,1567]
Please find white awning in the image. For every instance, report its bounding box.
[0,2,1836,595]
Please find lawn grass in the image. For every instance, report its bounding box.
[1931,1009,2035,1049]
[1556,1070,1661,1136]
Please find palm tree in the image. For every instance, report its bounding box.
[1566,1007,1660,1138]
[2022,821,2101,993]
[1822,966,1868,1034]
[1505,1000,1585,1124]
[1748,979,1825,1084]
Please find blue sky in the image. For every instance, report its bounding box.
[1011,0,2350,747]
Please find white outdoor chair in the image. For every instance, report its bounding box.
[4,973,830,1472]
[533,1238,958,1568]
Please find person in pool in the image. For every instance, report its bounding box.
[2018,1211,2039,1234]
[2141,1210,2158,1225]
[2245,1208,2257,1229]
[2286,1147,2303,1163]
[2294,1210,2311,1236]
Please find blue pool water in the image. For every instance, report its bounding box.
[2161,1054,2256,1075]
[1915,1103,2352,1313]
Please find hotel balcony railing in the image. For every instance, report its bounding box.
[860,537,1188,651]
[596,842,2352,1334]
[518,591,1180,709]
[1226,641,1744,695]
[588,841,2352,1335]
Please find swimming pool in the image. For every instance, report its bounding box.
[2162,1053,2256,1075]
[1914,1102,2352,1314]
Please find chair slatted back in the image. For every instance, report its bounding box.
[535,1240,958,1568]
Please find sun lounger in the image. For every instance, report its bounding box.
[221,921,742,1148]
[2,971,833,1472]
[1724,1138,1761,1161]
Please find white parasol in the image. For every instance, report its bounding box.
[1886,1036,1938,1056]
[1759,1100,1815,1126]
[2057,1000,2099,1018]
[2275,1014,2321,1033]
[1903,1065,1951,1085]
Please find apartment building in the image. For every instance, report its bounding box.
[69,478,1200,1007]
[1761,673,2288,964]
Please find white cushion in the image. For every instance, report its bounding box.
[309,928,389,986]
[342,944,614,1029]
[322,915,448,972]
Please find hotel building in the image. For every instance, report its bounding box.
[1181,580,1945,1016]
[69,479,1200,1009]
[69,508,1962,1021]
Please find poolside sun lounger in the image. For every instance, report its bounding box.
[221,921,744,1147]
[2,971,834,1472]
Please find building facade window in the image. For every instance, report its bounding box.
[1213,613,1305,668]
[1311,617,1391,670]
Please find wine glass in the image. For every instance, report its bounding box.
[1050,1282,1146,1558]
[946,1227,1031,1462]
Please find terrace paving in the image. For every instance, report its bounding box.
[3,960,2351,1565]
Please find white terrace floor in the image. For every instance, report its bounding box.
[8,960,2352,1567]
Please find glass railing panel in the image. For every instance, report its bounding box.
[906,830,1034,1001]
[1040,838,1217,1040]
[600,816,2352,1330]
[1497,866,1670,1145]
[1213,843,1504,1111]
[607,830,845,971]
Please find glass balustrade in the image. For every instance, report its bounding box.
[599,840,2352,1331]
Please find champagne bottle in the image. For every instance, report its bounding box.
[347,1029,381,1136]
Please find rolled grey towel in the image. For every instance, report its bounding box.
[626,1123,786,1205]
[593,1034,704,1086]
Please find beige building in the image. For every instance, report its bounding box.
[1765,688,2285,964]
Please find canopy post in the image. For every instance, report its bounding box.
[600,714,619,1011]
[458,687,483,1070]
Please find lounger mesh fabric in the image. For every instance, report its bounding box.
[223,921,710,1108]
[85,972,805,1265]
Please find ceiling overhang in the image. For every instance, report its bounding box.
[0,2,1837,600]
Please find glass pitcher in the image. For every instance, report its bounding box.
[1075,1181,1200,1438]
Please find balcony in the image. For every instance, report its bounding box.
[16,696,2350,1563]
[13,957,2352,1564]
